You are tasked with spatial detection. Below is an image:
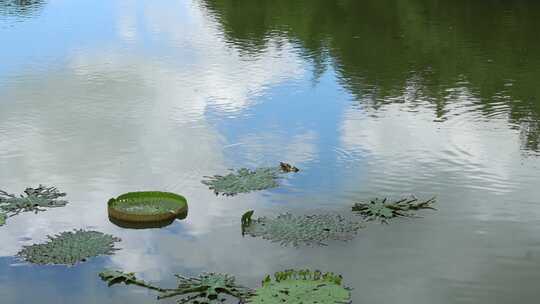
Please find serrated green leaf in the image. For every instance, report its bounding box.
[242,211,363,246]
[100,270,253,304]
[202,163,298,196]
[352,196,436,223]
[0,185,69,227]
[17,229,121,265]
[248,269,351,304]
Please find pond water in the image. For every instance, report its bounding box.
[1,0,540,303]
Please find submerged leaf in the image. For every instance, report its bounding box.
[0,212,6,226]
[248,269,351,304]
[202,163,299,196]
[17,229,121,265]
[242,211,363,246]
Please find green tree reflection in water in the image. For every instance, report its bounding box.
[201,0,540,153]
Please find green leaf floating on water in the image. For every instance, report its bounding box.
[248,269,351,304]
[99,270,254,304]
[202,162,299,196]
[0,185,68,227]
[241,211,363,246]
[99,269,351,304]
[107,191,188,227]
[0,212,6,226]
[17,229,121,265]
[352,196,436,223]
[100,269,139,286]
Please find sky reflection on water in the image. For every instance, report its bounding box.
[1,0,540,303]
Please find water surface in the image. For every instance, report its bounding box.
[1,0,540,303]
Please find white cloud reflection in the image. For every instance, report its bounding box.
[0,0,307,276]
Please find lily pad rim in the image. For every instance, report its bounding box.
[108,191,188,223]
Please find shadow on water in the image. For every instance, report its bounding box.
[201,0,540,154]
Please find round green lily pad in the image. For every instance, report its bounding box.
[108,191,188,224]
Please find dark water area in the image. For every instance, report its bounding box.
[1,0,540,303]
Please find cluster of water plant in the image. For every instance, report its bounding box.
[241,210,363,246]
[99,269,254,304]
[17,229,121,265]
[352,196,436,223]
[248,269,351,304]
[99,269,351,304]
[1,175,435,304]
[201,162,299,196]
[0,185,68,226]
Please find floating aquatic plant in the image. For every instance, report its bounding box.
[248,269,351,304]
[0,185,68,226]
[202,163,299,196]
[99,270,254,304]
[99,269,351,304]
[241,211,363,246]
[108,191,188,227]
[17,229,121,265]
[352,196,436,223]
[279,162,299,173]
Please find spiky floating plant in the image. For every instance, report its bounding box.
[201,163,299,196]
[352,196,436,223]
[99,270,254,304]
[17,229,121,265]
[99,269,351,304]
[241,211,363,246]
[0,185,68,226]
[248,269,351,304]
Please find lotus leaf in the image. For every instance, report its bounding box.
[17,229,121,265]
[352,196,436,223]
[99,270,253,304]
[241,211,363,246]
[248,269,351,304]
[0,185,68,226]
[202,163,299,196]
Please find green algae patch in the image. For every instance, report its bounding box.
[202,162,299,196]
[108,191,188,225]
[352,196,436,223]
[241,211,363,246]
[0,185,68,227]
[248,269,351,304]
[17,229,121,265]
[99,270,254,304]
